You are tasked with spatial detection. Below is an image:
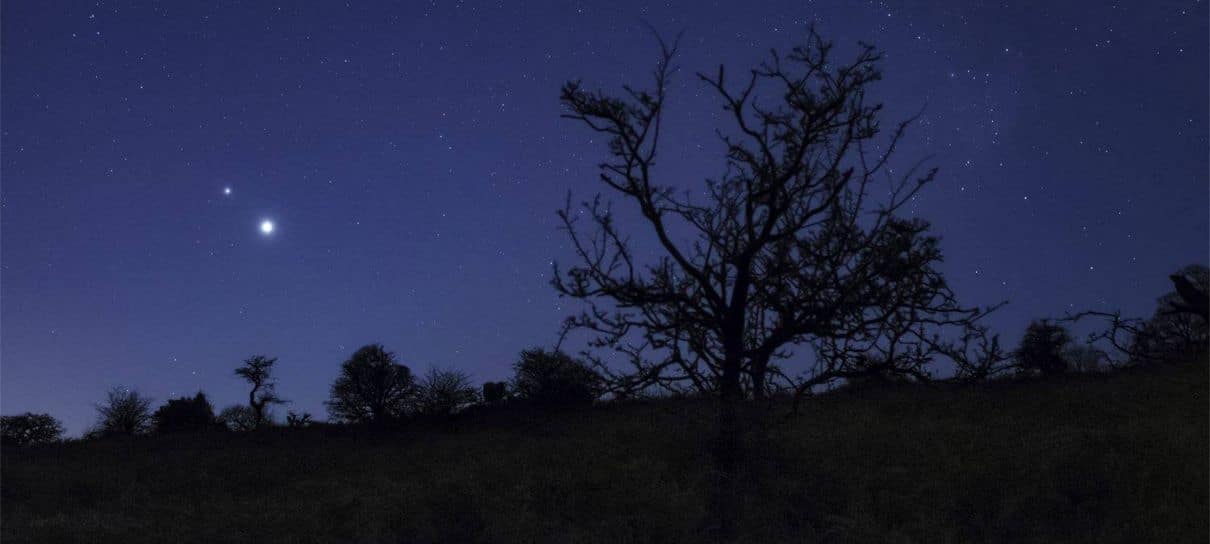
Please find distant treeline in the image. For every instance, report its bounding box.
[2,264,1205,448]
[1,347,604,445]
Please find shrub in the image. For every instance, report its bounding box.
[1015,321,1073,376]
[417,368,479,417]
[94,387,154,436]
[327,344,416,424]
[286,411,313,428]
[482,381,510,405]
[0,413,64,446]
[511,349,602,406]
[153,392,217,433]
[1064,344,1106,374]
[841,355,915,391]
[218,405,258,432]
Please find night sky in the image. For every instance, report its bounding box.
[3,1,1207,435]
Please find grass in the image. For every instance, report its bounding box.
[3,363,1207,543]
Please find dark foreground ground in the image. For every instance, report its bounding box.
[3,364,1207,543]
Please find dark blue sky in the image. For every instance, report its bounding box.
[3,1,1207,434]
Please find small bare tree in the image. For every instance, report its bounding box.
[234,355,285,427]
[945,324,1015,382]
[94,387,154,436]
[416,367,479,417]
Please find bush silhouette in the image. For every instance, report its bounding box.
[482,381,510,405]
[327,344,416,424]
[286,411,314,428]
[1016,321,1073,376]
[218,404,258,432]
[1064,345,1105,374]
[842,355,915,391]
[93,387,154,436]
[153,392,217,433]
[417,368,478,417]
[511,349,602,406]
[0,413,64,446]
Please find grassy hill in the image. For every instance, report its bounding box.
[3,363,1207,543]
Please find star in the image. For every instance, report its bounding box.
[223,187,232,196]
[260,220,275,235]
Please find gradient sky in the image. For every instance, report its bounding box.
[3,1,1207,435]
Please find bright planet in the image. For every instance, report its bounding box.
[260,220,274,235]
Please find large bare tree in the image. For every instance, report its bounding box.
[554,29,990,408]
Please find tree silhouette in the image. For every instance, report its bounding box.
[94,387,154,436]
[481,381,510,405]
[326,344,416,424]
[153,392,217,433]
[555,28,993,534]
[234,355,285,428]
[511,349,602,406]
[1063,264,1207,365]
[218,404,258,432]
[946,325,1014,382]
[555,29,987,406]
[0,413,64,446]
[1015,320,1073,376]
[416,367,479,417]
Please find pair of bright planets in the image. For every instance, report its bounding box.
[223,186,275,236]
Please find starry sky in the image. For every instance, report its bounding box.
[3,1,1207,435]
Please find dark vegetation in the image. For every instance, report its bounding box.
[415,367,479,417]
[234,355,285,428]
[0,413,63,447]
[2,363,1205,543]
[326,343,418,424]
[1016,320,1075,377]
[2,28,1207,542]
[511,348,603,406]
[217,404,258,432]
[90,387,154,438]
[550,27,1207,536]
[152,392,218,433]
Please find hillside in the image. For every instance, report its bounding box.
[3,363,1207,543]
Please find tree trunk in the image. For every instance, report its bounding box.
[712,341,744,539]
[750,354,770,401]
[249,382,265,427]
